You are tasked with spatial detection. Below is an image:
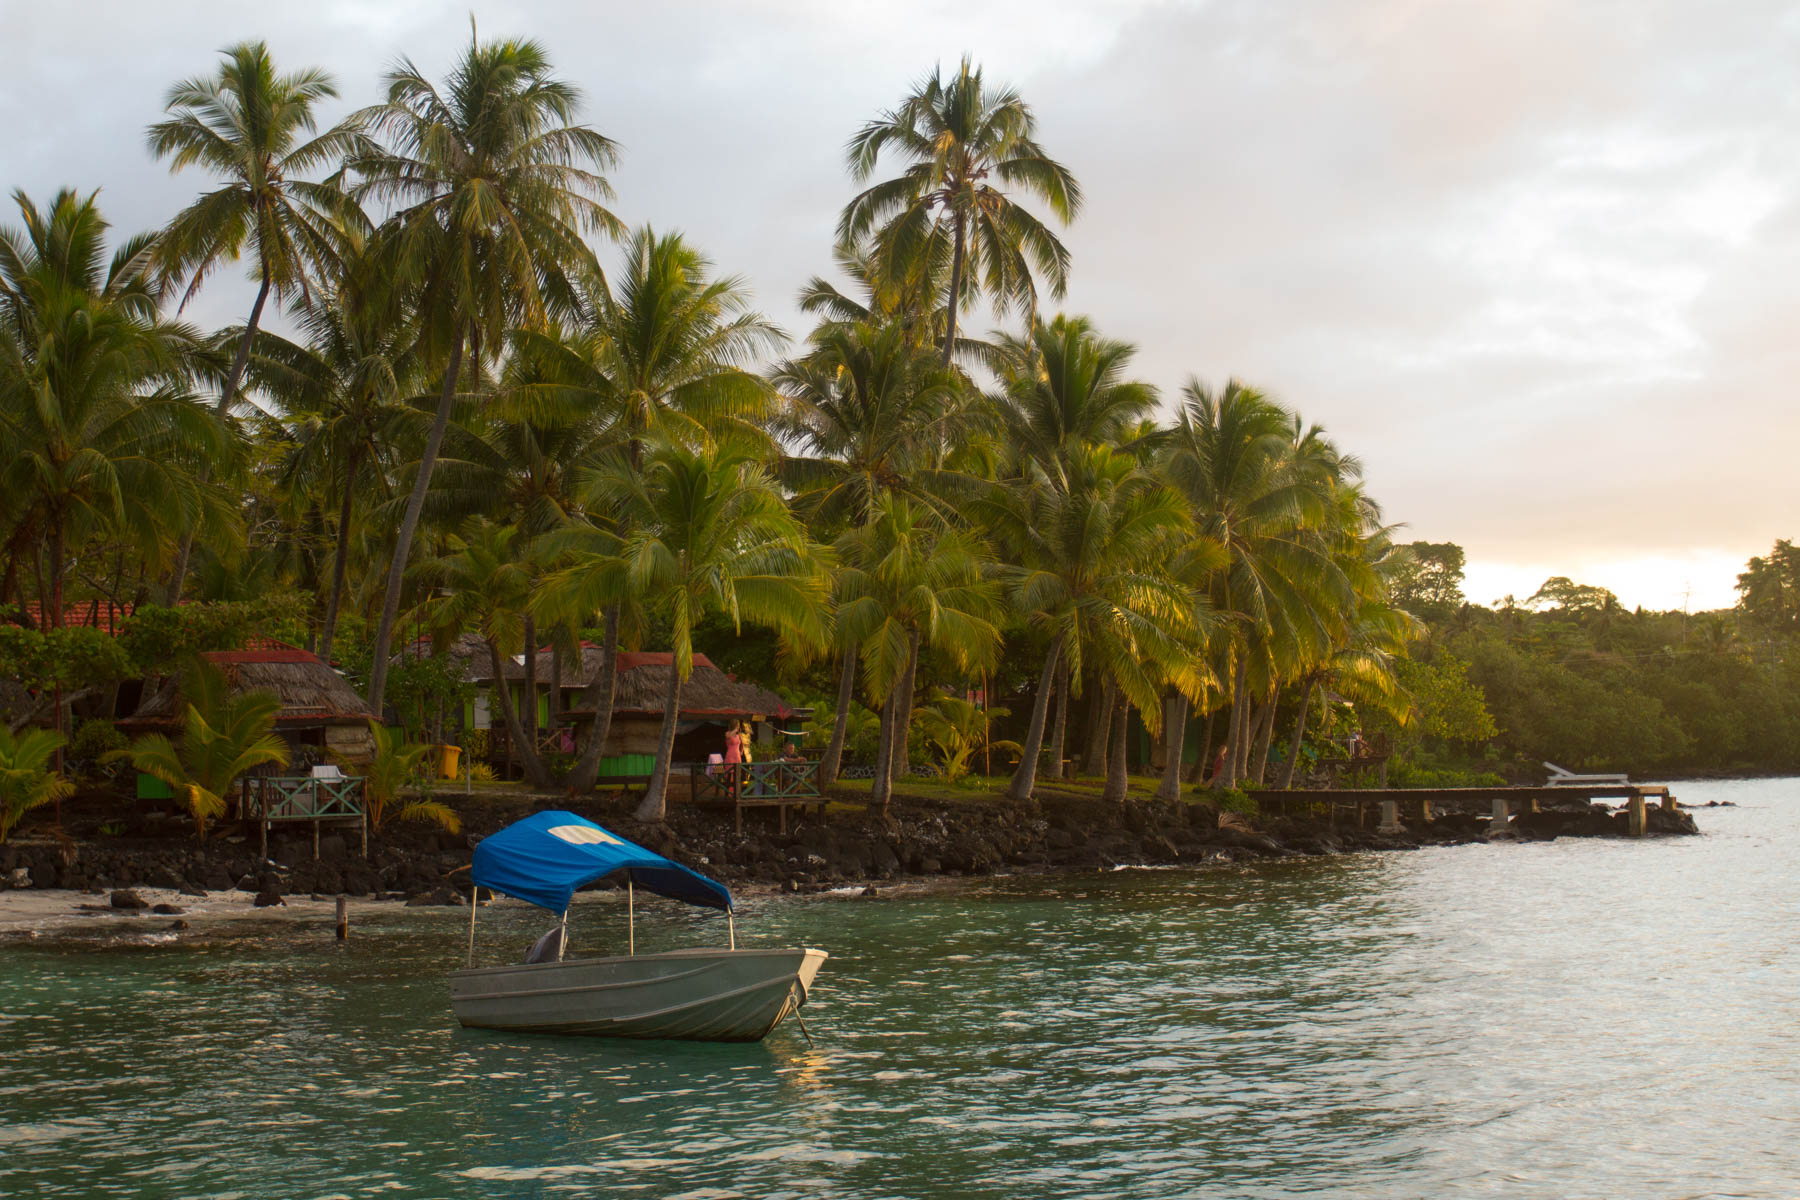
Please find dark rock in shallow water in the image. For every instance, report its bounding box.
[253,890,286,908]
[109,889,149,910]
[1647,806,1699,835]
[179,883,207,898]
[168,919,190,930]
[405,887,464,907]
[151,903,184,915]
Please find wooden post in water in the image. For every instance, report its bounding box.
[336,894,349,941]
[1628,793,1647,837]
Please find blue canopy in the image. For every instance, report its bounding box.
[471,810,733,914]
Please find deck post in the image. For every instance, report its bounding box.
[336,894,349,941]
[1377,800,1401,834]
[1660,793,1679,813]
[1628,793,1647,837]
[1488,797,1512,837]
[467,887,479,967]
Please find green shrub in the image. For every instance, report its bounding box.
[1214,787,1256,815]
[68,718,127,779]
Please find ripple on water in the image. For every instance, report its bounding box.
[1,782,1798,1198]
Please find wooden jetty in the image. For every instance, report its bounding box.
[1254,783,1677,838]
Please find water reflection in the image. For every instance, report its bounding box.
[0,779,1796,1197]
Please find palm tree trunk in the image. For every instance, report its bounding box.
[871,687,898,815]
[1250,689,1278,784]
[820,649,856,786]
[367,328,464,715]
[1212,660,1247,789]
[1190,706,1215,783]
[522,614,538,748]
[1278,683,1316,790]
[222,273,273,414]
[1047,657,1070,780]
[548,632,563,729]
[317,447,363,665]
[1006,641,1062,803]
[1083,677,1115,776]
[941,214,966,366]
[635,665,685,823]
[1157,692,1187,802]
[165,271,274,604]
[486,640,548,789]
[566,606,620,792]
[1101,694,1130,805]
[887,628,920,784]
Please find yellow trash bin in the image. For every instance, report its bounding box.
[438,744,462,780]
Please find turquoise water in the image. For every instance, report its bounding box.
[2,778,1797,1199]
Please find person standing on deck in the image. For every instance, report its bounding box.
[724,720,747,796]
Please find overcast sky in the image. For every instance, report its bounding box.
[4,0,1794,610]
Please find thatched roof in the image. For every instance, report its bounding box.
[395,636,799,720]
[571,652,793,719]
[124,639,375,728]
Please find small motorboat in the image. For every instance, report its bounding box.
[450,810,827,1043]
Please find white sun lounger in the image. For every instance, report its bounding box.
[1543,761,1629,786]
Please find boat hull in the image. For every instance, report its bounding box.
[449,947,827,1042]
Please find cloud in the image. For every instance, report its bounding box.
[0,0,1793,608]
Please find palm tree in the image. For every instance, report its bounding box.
[0,727,73,842]
[418,519,553,789]
[842,57,1081,363]
[1161,381,1350,789]
[770,318,970,783]
[148,43,368,601]
[771,319,966,530]
[355,31,621,717]
[350,721,461,832]
[833,497,1002,810]
[578,438,827,822]
[254,237,423,663]
[0,190,235,630]
[990,315,1159,487]
[115,658,291,836]
[513,230,783,791]
[148,42,367,417]
[979,444,1209,803]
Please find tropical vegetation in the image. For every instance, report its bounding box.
[1,32,1790,850]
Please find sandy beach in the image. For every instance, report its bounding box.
[0,887,403,938]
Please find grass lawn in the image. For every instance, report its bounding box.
[827,772,1183,808]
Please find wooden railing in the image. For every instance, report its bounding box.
[247,774,367,859]
[689,759,824,834]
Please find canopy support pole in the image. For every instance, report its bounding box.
[466,886,479,968]
[728,909,736,951]
[628,876,635,956]
[557,908,568,962]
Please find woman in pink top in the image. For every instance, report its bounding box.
[723,720,746,766]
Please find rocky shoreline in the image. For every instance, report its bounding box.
[0,786,1701,917]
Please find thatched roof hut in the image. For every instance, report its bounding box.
[123,639,377,761]
[595,652,791,718]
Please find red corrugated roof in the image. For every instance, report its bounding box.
[202,637,316,665]
[14,600,137,633]
[617,651,717,671]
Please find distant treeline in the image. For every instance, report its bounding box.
[1393,540,1800,778]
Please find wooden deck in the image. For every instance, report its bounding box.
[689,760,825,834]
[1253,784,1676,835]
[244,774,367,859]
